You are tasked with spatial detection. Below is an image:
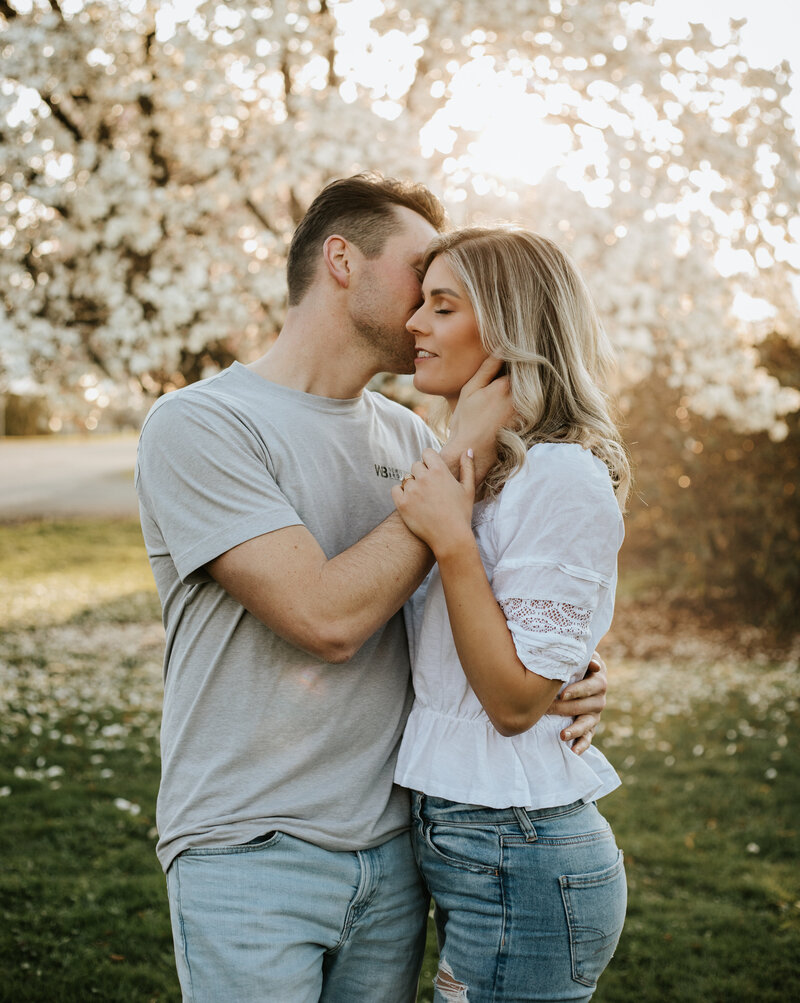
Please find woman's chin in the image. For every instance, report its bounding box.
[415,379,463,406]
[412,373,432,395]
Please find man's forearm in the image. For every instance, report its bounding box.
[208,510,434,664]
[313,510,435,658]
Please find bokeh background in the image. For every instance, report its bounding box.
[1,1,798,1000]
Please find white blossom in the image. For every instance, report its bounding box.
[0,0,797,430]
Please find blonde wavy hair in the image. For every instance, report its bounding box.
[422,226,631,509]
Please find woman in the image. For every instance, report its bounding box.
[392,227,630,1002]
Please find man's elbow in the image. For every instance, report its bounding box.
[242,604,362,663]
[302,622,361,664]
[316,641,358,665]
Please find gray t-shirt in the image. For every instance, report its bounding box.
[135,362,438,871]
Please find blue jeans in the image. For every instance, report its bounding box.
[412,793,626,1002]
[165,829,428,1002]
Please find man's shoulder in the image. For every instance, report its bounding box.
[364,386,414,414]
[364,388,433,435]
[140,365,253,434]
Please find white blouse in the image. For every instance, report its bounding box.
[395,442,624,809]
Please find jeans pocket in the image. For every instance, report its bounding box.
[241,830,278,847]
[420,822,499,876]
[559,849,627,988]
[182,831,283,856]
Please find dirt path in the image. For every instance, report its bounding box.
[0,434,140,521]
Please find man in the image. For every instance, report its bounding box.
[135,174,607,1002]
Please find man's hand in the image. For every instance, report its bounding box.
[547,651,608,755]
[440,357,514,479]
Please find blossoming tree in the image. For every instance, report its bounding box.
[1,0,798,438]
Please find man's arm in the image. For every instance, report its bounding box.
[208,514,428,663]
[547,652,608,755]
[209,362,512,664]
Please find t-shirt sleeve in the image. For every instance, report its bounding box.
[135,394,305,583]
[490,447,622,682]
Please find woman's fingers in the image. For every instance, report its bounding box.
[460,356,506,397]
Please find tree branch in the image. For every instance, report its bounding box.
[319,0,338,90]
[245,197,276,233]
[41,93,84,143]
[288,187,304,226]
[138,31,170,185]
[281,53,293,114]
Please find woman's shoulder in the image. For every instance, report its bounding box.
[490,443,623,558]
[523,442,609,487]
[527,440,600,468]
[497,442,617,515]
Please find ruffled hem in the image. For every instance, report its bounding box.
[394,703,620,809]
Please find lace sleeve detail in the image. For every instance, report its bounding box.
[499,598,592,640]
[498,597,593,681]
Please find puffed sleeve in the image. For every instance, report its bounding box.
[490,444,624,682]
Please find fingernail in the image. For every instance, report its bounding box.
[467,448,474,458]
[563,731,572,740]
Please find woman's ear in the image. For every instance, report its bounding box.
[322,235,351,289]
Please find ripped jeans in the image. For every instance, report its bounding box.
[411,793,626,1003]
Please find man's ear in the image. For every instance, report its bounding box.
[322,234,351,289]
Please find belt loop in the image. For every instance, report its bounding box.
[512,807,537,842]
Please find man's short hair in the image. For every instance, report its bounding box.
[286,173,447,305]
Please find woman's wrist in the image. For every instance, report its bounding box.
[432,529,481,567]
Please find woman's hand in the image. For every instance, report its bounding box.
[392,448,476,557]
[441,357,514,480]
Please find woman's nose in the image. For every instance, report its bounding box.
[406,307,425,333]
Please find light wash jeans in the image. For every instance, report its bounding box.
[165,828,428,1002]
[412,794,626,1003]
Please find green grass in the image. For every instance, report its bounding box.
[591,693,800,1003]
[1,714,175,1001]
[0,519,159,630]
[1,520,798,1001]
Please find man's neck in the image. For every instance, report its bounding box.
[248,305,379,400]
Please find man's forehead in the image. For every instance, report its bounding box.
[389,206,438,256]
